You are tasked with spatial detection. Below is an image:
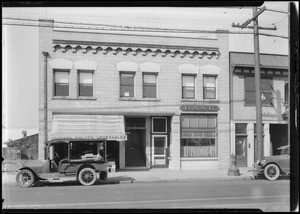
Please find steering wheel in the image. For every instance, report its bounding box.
[54,152,61,159]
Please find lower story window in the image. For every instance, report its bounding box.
[180,115,217,157]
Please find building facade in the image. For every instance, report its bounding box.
[229,52,289,167]
[38,19,231,170]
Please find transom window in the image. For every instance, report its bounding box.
[182,75,195,99]
[152,117,167,133]
[181,115,217,158]
[143,73,157,98]
[120,72,135,98]
[203,76,216,99]
[54,70,69,96]
[78,71,93,97]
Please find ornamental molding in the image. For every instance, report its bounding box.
[53,40,220,59]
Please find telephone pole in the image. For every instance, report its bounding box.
[232,6,276,161]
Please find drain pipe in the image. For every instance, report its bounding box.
[42,52,49,158]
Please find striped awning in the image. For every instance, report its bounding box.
[50,114,127,141]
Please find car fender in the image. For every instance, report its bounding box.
[16,167,46,181]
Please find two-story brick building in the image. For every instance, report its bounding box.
[229,52,289,167]
[38,19,231,170]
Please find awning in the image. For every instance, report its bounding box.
[50,114,127,141]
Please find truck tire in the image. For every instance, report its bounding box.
[264,163,280,181]
[78,167,97,186]
[16,169,35,188]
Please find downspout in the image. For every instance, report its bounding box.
[43,52,49,159]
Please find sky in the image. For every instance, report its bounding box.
[2,2,294,141]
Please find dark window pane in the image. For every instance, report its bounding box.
[120,73,134,85]
[153,118,166,133]
[121,85,134,97]
[154,137,165,155]
[235,123,247,134]
[143,85,156,98]
[125,118,145,127]
[79,84,93,96]
[236,136,247,156]
[261,92,272,105]
[55,83,69,96]
[245,91,255,105]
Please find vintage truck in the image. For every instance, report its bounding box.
[15,140,109,187]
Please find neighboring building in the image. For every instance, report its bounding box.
[229,52,289,167]
[2,133,39,160]
[39,19,231,170]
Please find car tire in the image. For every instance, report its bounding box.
[78,168,97,186]
[264,164,280,181]
[16,169,35,188]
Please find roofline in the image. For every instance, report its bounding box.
[229,51,288,57]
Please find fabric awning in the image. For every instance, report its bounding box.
[50,114,127,141]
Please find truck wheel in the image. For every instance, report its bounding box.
[78,168,97,186]
[264,164,280,181]
[16,169,35,188]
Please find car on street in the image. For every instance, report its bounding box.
[15,140,110,187]
[252,145,290,181]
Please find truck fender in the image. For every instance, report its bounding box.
[17,167,46,181]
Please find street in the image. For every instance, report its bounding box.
[2,179,290,211]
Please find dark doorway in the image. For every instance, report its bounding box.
[270,124,288,155]
[106,141,119,169]
[125,129,146,167]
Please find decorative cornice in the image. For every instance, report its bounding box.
[52,40,220,59]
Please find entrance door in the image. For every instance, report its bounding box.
[152,135,167,167]
[235,136,247,167]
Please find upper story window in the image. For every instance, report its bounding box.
[54,70,69,96]
[78,71,93,97]
[203,75,217,99]
[143,73,157,98]
[120,72,135,98]
[182,75,195,99]
[245,76,273,106]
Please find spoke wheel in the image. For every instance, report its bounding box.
[16,169,35,188]
[264,164,280,181]
[78,168,97,186]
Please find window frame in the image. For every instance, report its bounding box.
[244,75,274,106]
[143,72,158,98]
[182,74,196,99]
[120,72,135,98]
[77,70,94,97]
[53,69,70,97]
[180,114,218,158]
[152,117,167,134]
[203,75,217,99]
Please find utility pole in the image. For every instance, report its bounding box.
[232,6,277,161]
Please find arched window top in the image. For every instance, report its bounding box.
[140,62,161,73]
[49,58,73,69]
[74,59,97,70]
[178,64,199,74]
[200,64,221,75]
[116,61,138,72]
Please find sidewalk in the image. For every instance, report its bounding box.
[2,167,254,187]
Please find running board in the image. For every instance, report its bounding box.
[40,177,77,183]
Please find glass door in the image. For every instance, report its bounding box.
[152,135,167,166]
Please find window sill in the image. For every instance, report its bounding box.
[52,97,97,100]
[119,98,161,102]
[180,157,218,161]
[181,99,220,103]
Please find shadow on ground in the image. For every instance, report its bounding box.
[31,175,135,187]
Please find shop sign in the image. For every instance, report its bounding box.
[180,104,220,112]
[51,135,127,140]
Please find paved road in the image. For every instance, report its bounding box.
[2,179,290,211]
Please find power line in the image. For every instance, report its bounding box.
[2,21,288,39]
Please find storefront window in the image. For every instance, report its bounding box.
[181,115,217,157]
[54,70,69,96]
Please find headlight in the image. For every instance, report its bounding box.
[256,159,266,165]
